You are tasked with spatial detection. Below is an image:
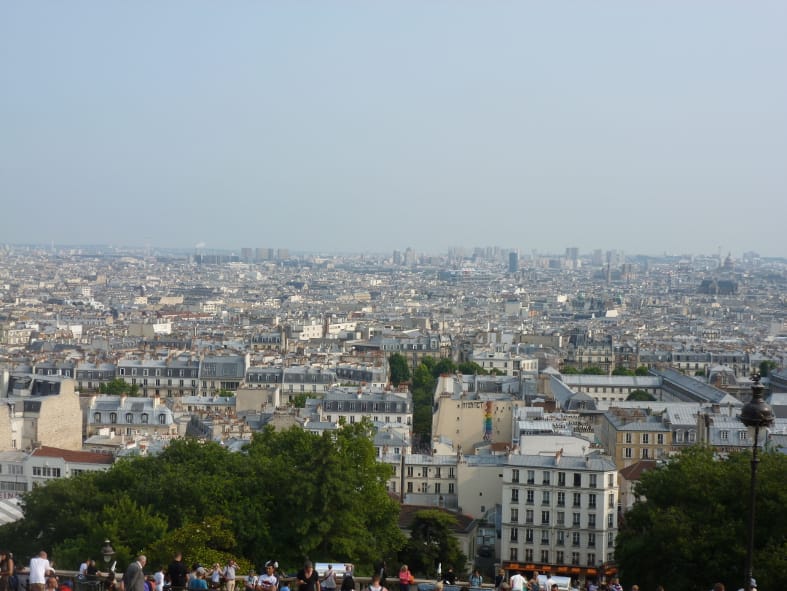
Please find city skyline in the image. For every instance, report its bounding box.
[2,2,786,256]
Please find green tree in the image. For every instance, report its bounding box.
[612,367,635,376]
[759,360,778,377]
[388,353,411,386]
[581,366,605,375]
[626,389,656,401]
[399,510,467,577]
[616,447,787,591]
[431,358,457,378]
[457,361,488,375]
[560,366,578,374]
[635,366,650,376]
[99,378,133,395]
[0,429,403,575]
[292,393,308,408]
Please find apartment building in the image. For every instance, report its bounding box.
[117,357,201,398]
[86,394,177,438]
[0,374,82,452]
[501,449,618,579]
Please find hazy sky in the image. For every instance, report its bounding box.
[2,2,785,257]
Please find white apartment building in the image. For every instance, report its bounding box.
[501,449,618,580]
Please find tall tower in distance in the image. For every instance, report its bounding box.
[508,250,519,274]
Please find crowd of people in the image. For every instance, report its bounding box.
[0,551,748,591]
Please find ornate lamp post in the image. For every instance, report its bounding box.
[738,373,774,591]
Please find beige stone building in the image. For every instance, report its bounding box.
[0,373,83,451]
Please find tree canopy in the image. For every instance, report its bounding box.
[99,378,139,396]
[388,353,411,386]
[0,423,404,573]
[398,510,467,578]
[616,446,787,591]
[626,389,656,401]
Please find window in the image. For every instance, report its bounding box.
[558,471,566,486]
[407,466,414,477]
[511,489,519,503]
[512,469,520,483]
[527,470,535,484]
[571,552,580,566]
[675,430,684,443]
[587,553,596,567]
[657,433,664,444]
[434,483,440,494]
[608,473,614,487]
[557,492,565,506]
[542,471,551,485]
[625,447,632,458]
[625,433,632,444]
[588,514,596,529]
[589,474,597,488]
[556,551,564,564]
[407,482,413,493]
[572,532,580,547]
[141,413,148,424]
[110,412,117,424]
[556,531,565,546]
[573,492,582,507]
[526,489,534,504]
[738,430,748,441]
[641,433,649,444]
[511,508,519,523]
[573,473,581,487]
[608,493,615,508]
[125,413,133,423]
[509,548,518,562]
[94,412,101,423]
[542,491,551,505]
[608,532,615,547]
[525,529,534,543]
[688,430,696,443]
[573,513,581,526]
[448,483,455,494]
[526,510,534,524]
[540,550,549,563]
[588,493,597,508]
[557,511,565,526]
[541,530,550,544]
[510,528,518,542]
[525,549,533,562]
[420,482,428,493]
[588,533,596,547]
[607,513,614,528]
[541,511,550,525]
[641,448,650,459]
[158,414,167,425]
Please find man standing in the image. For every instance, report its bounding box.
[29,551,55,591]
[224,561,237,591]
[169,553,188,590]
[124,555,147,591]
[509,572,526,591]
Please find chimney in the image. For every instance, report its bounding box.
[555,447,563,465]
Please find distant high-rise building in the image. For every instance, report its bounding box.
[277,248,290,260]
[255,248,274,261]
[393,250,403,265]
[508,251,519,273]
[241,247,253,261]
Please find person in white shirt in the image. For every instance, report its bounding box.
[510,573,526,591]
[224,561,237,591]
[29,552,55,591]
[245,571,258,591]
[154,566,166,591]
[257,564,277,591]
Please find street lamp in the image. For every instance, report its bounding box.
[738,373,774,591]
